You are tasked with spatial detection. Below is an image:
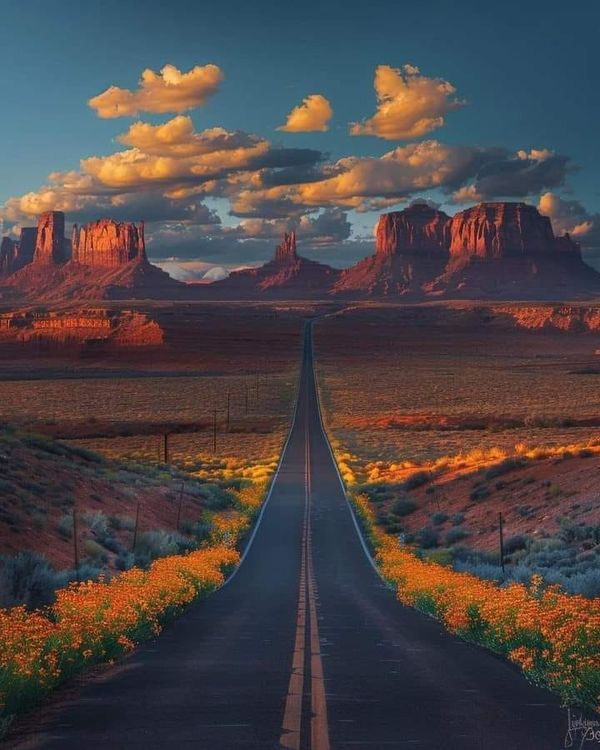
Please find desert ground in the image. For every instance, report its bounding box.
[314,303,600,595]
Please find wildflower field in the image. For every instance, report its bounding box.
[350,493,600,712]
[0,475,270,734]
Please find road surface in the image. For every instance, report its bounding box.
[8,322,573,749]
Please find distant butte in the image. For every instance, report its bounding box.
[0,200,598,302]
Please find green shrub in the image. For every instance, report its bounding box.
[431,512,449,525]
[446,526,470,545]
[392,498,417,517]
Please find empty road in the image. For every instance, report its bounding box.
[8,322,572,749]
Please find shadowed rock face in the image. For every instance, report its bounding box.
[448,202,580,259]
[16,228,37,268]
[33,211,66,264]
[0,237,17,276]
[72,219,147,268]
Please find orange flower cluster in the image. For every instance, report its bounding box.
[376,535,600,711]
[0,545,238,726]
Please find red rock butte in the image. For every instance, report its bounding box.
[72,219,147,268]
[33,211,66,265]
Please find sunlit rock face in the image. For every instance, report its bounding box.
[375,203,451,257]
[72,219,147,268]
[33,211,66,264]
[448,202,581,259]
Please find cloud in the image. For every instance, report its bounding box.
[278,94,333,133]
[538,192,600,247]
[350,64,464,140]
[117,117,261,157]
[88,64,224,118]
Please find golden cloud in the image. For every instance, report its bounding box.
[88,64,224,118]
[350,64,464,140]
[277,94,333,133]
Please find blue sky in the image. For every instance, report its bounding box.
[1,0,598,273]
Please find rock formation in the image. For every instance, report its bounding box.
[448,203,580,260]
[334,203,451,296]
[0,237,17,276]
[209,230,339,298]
[274,231,299,264]
[72,219,146,267]
[33,211,66,264]
[432,202,597,299]
[16,227,37,267]
[376,202,451,256]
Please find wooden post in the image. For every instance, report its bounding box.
[163,433,169,463]
[72,509,80,583]
[132,501,141,552]
[176,481,184,532]
[499,511,505,573]
[212,409,217,453]
[226,391,231,433]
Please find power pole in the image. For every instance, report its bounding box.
[132,501,141,552]
[176,481,184,532]
[212,409,217,453]
[73,509,80,583]
[163,433,169,463]
[226,391,231,432]
[499,512,505,573]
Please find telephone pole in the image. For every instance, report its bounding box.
[176,481,184,532]
[163,433,169,463]
[212,409,217,453]
[226,391,231,432]
[72,508,80,583]
[499,512,505,573]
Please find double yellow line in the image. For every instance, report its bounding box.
[280,399,330,750]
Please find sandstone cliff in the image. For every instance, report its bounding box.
[72,219,146,267]
[375,203,451,256]
[448,203,580,260]
[33,211,65,264]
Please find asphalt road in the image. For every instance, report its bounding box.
[8,321,576,750]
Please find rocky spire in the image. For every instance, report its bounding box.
[274,231,298,264]
[33,211,66,264]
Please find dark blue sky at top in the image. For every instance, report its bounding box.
[0,0,598,265]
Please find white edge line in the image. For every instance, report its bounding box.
[308,319,386,584]
[219,324,306,589]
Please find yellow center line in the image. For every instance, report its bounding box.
[280,392,331,750]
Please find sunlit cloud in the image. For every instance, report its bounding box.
[350,64,464,140]
[278,94,333,133]
[88,64,224,118]
[538,192,600,246]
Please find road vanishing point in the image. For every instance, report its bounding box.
[9,322,570,750]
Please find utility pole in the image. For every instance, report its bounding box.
[226,391,231,432]
[212,409,217,453]
[72,508,80,583]
[132,501,141,552]
[499,512,505,573]
[176,481,184,532]
[163,433,169,463]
